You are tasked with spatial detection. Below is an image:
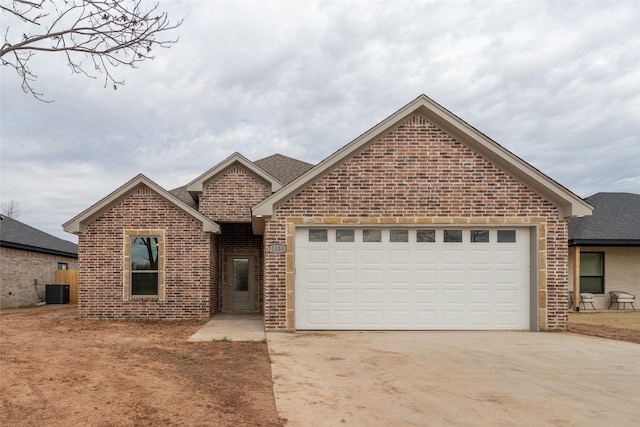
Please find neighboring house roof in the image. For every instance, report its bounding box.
[63,174,221,234]
[1,214,78,257]
[569,192,640,246]
[253,94,593,223]
[255,154,315,185]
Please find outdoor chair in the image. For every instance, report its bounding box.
[568,291,595,310]
[608,291,636,310]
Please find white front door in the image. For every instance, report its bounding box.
[229,255,255,311]
[295,227,531,330]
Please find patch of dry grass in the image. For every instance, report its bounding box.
[568,311,640,344]
[568,310,640,329]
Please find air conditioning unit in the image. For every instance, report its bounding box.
[46,284,70,304]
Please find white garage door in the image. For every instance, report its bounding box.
[295,227,531,330]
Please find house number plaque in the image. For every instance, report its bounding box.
[268,245,287,253]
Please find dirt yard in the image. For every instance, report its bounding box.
[0,305,283,427]
[568,310,640,344]
[1,306,638,427]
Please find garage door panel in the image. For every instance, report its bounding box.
[307,269,329,283]
[307,249,330,264]
[388,249,411,265]
[335,310,357,325]
[415,289,437,303]
[387,310,411,326]
[307,310,329,326]
[415,310,438,325]
[388,289,410,303]
[362,249,384,264]
[362,270,384,284]
[335,269,356,284]
[362,311,384,326]
[335,288,356,304]
[307,289,329,304]
[335,249,356,264]
[388,269,411,284]
[295,226,531,330]
[470,289,492,304]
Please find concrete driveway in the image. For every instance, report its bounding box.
[266,331,640,426]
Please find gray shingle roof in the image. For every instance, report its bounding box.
[569,192,640,246]
[1,214,78,257]
[168,185,198,209]
[254,154,314,185]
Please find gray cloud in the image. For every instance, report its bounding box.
[1,0,638,242]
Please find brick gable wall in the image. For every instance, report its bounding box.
[264,114,569,330]
[199,165,272,222]
[78,186,212,319]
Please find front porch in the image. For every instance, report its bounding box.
[188,313,265,342]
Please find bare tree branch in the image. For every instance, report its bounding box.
[0,200,21,219]
[1,0,182,101]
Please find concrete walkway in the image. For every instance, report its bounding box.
[187,313,265,342]
[267,331,640,426]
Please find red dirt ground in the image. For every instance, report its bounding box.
[0,305,283,427]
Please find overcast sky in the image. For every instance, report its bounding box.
[1,0,639,243]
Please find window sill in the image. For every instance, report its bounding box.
[128,296,159,301]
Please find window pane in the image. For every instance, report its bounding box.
[580,253,603,276]
[471,230,489,243]
[131,237,159,270]
[233,258,249,291]
[308,229,328,242]
[57,263,68,270]
[497,230,516,243]
[444,230,462,242]
[131,272,158,295]
[417,230,435,243]
[363,229,381,242]
[390,229,409,242]
[580,277,604,294]
[336,229,355,242]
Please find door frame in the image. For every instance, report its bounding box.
[221,250,259,312]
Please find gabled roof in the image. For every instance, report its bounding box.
[255,154,315,185]
[186,152,284,197]
[1,214,78,257]
[569,192,640,246]
[63,174,220,234]
[253,94,593,221]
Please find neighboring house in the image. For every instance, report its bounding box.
[568,192,640,310]
[63,95,592,331]
[1,214,78,308]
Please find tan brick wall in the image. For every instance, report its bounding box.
[199,165,272,222]
[569,246,640,309]
[0,247,77,308]
[78,185,212,319]
[264,114,568,330]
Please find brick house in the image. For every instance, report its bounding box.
[1,214,78,308]
[63,95,591,330]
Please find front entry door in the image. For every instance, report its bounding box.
[229,256,255,311]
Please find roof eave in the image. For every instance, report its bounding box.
[569,239,640,247]
[63,174,221,235]
[253,95,592,221]
[186,152,284,195]
[0,241,78,258]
